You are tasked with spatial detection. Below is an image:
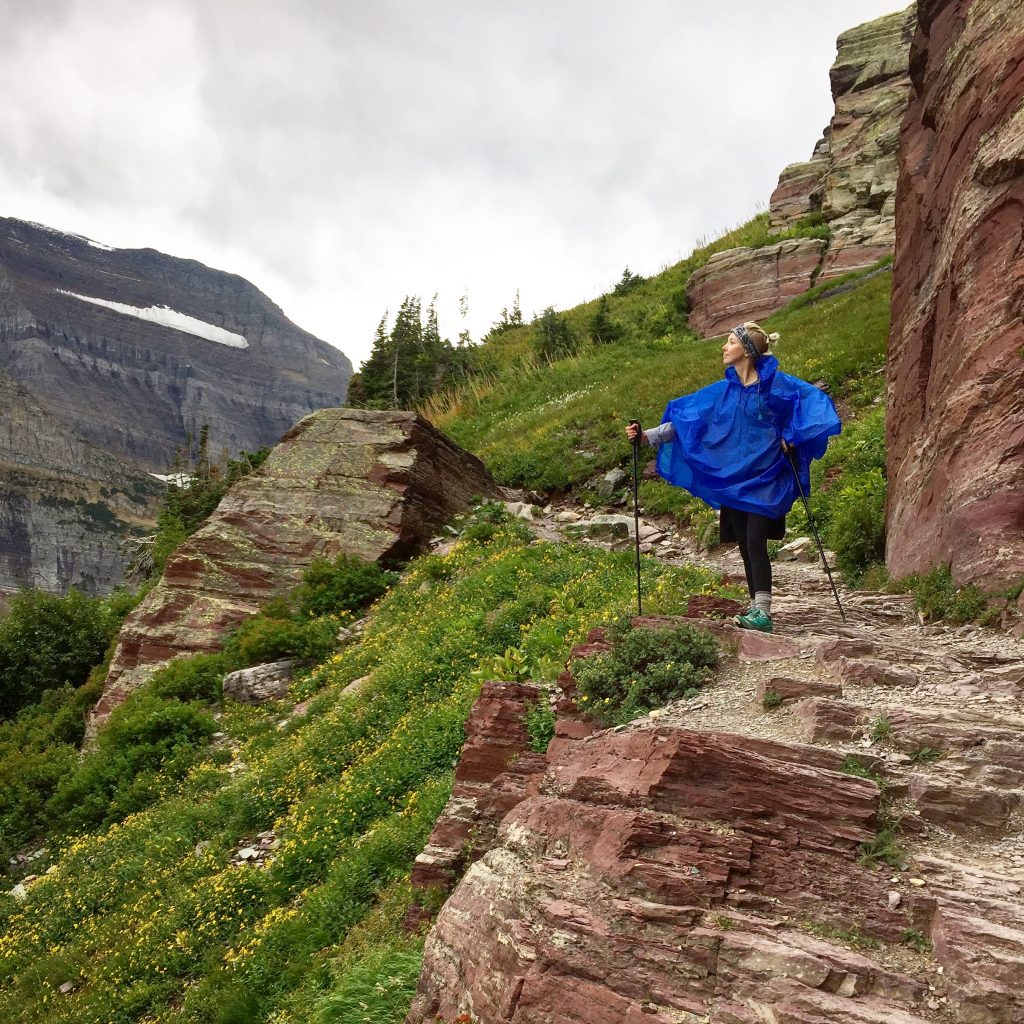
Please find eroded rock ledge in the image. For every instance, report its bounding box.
[89,408,495,733]
[405,613,1024,1024]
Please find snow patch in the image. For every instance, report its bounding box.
[59,291,249,349]
[149,472,194,486]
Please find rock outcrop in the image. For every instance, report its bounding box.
[817,7,916,281]
[0,217,352,593]
[684,239,827,338]
[89,408,496,732]
[886,0,1024,587]
[687,8,914,337]
[406,587,1024,1024]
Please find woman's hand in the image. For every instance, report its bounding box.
[626,423,644,445]
[781,439,795,454]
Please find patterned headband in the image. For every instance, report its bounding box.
[732,325,761,362]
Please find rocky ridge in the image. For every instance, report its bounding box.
[89,408,497,734]
[0,216,352,593]
[686,7,914,337]
[405,498,1024,1024]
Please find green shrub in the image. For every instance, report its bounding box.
[47,692,216,833]
[525,695,556,753]
[296,554,397,619]
[900,564,988,624]
[572,616,718,725]
[149,652,230,703]
[827,467,886,584]
[225,616,339,668]
[0,679,103,862]
[0,588,131,719]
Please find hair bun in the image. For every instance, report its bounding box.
[767,332,781,347]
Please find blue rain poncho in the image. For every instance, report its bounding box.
[655,354,841,519]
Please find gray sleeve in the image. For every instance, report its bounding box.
[643,421,677,446]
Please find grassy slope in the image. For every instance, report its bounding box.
[0,521,724,1024]
[435,259,891,491]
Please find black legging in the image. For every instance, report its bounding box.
[721,506,772,599]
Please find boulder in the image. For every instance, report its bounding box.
[757,676,843,705]
[827,656,919,688]
[685,238,827,339]
[88,409,496,734]
[887,0,1024,587]
[909,775,1019,832]
[222,659,299,704]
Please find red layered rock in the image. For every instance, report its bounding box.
[406,728,944,1024]
[89,409,495,733]
[685,238,827,339]
[886,0,1024,587]
[769,131,830,230]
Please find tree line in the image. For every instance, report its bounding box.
[347,268,644,410]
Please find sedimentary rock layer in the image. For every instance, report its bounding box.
[684,238,827,338]
[89,408,496,732]
[819,7,916,281]
[0,217,352,592]
[886,0,1024,586]
[690,10,913,338]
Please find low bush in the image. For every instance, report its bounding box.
[149,652,230,703]
[295,554,397,619]
[525,695,556,753]
[225,615,339,668]
[0,588,136,719]
[572,616,719,725]
[897,564,989,624]
[46,692,217,834]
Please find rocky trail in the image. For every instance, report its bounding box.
[406,498,1024,1024]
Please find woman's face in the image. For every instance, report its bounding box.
[722,333,747,366]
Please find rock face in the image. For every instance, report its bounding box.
[684,238,827,338]
[886,0,1024,587]
[687,9,914,338]
[0,370,161,593]
[818,7,916,281]
[407,725,932,1024]
[89,408,496,732]
[0,217,352,593]
[405,608,1024,1024]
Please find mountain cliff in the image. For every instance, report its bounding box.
[886,0,1024,588]
[0,217,353,593]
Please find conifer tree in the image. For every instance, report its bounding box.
[535,306,575,361]
[589,295,624,345]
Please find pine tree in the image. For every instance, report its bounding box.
[535,306,575,361]
[358,312,394,408]
[589,295,624,345]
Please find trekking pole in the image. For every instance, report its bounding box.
[628,420,643,616]
[784,447,846,623]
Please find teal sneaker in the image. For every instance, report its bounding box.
[736,608,773,633]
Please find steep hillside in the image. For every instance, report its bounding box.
[0,217,353,593]
[432,255,891,493]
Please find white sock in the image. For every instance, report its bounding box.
[754,592,772,615]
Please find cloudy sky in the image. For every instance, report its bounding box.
[1,0,907,368]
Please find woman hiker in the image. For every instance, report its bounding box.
[625,322,841,633]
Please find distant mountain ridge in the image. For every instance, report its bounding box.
[0,216,353,594]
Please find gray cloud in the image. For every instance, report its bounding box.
[0,0,908,365]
